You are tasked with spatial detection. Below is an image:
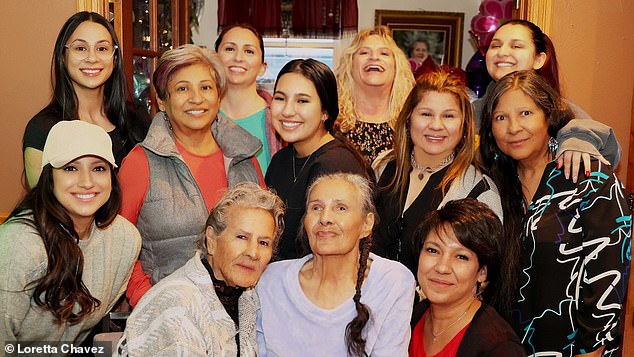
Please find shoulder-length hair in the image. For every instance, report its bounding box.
[50,12,142,151]
[386,70,476,204]
[153,44,227,101]
[335,26,415,132]
[478,70,574,318]
[6,163,121,324]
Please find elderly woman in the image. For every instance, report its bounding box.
[118,44,264,306]
[257,173,415,356]
[1,121,140,346]
[335,26,415,164]
[479,70,630,356]
[117,183,284,356]
[410,198,525,356]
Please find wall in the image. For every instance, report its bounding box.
[0,1,76,216]
[550,0,634,181]
[193,0,481,68]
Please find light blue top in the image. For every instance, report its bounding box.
[256,253,415,357]
[220,108,270,172]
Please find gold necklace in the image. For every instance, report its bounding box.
[429,299,475,343]
[411,151,455,180]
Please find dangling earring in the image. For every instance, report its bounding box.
[415,285,427,302]
[493,152,500,162]
[547,137,559,160]
[476,281,488,300]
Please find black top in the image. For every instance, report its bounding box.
[23,103,149,167]
[265,138,368,260]
[373,160,447,275]
[411,300,526,357]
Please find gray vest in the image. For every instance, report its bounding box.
[136,150,208,284]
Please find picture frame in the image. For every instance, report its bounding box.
[375,10,464,68]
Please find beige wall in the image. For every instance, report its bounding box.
[0,1,75,216]
[550,0,634,182]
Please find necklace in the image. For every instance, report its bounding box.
[292,149,314,183]
[429,299,476,343]
[410,151,455,180]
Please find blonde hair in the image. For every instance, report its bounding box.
[335,26,414,132]
[388,70,476,203]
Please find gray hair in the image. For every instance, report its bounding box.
[201,182,285,252]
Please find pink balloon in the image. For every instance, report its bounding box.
[480,0,513,20]
[471,14,500,33]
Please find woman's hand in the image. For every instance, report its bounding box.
[574,345,605,357]
[557,150,610,183]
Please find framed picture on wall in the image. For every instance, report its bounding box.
[375,10,464,68]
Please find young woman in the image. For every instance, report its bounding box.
[479,70,630,356]
[1,121,141,345]
[265,59,368,260]
[118,44,264,306]
[475,19,620,181]
[410,198,524,356]
[335,26,415,164]
[23,11,148,188]
[257,173,415,356]
[374,70,501,276]
[215,24,283,173]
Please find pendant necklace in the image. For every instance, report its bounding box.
[411,151,455,180]
[292,148,314,183]
[429,299,475,344]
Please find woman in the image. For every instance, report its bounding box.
[265,59,368,260]
[410,198,525,356]
[0,121,141,345]
[215,23,283,173]
[335,26,415,164]
[23,11,148,188]
[117,183,284,356]
[118,44,264,306]
[475,19,620,181]
[374,70,502,276]
[479,70,630,356]
[407,38,438,75]
[257,173,415,356]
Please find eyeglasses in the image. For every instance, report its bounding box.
[64,41,118,60]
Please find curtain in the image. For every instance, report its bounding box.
[218,0,282,37]
[292,0,358,38]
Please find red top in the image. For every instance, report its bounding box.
[409,311,471,357]
[118,142,264,306]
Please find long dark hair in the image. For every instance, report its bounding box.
[49,11,146,153]
[6,163,122,324]
[302,173,376,356]
[496,20,561,94]
[275,59,372,178]
[479,70,574,318]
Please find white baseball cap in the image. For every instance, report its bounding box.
[41,120,117,169]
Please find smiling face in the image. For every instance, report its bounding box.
[491,88,550,167]
[206,206,275,288]
[271,72,328,156]
[351,35,396,89]
[304,178,374,258]
[410,91,464,164]
[65,21,115,92]
[486,24,547,81]
[411,41,429,60]
[157,63,219,136]
[417,225,487,307]
[53,156,112,231]
[216,27,266,87]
